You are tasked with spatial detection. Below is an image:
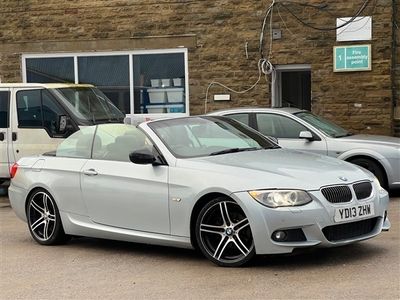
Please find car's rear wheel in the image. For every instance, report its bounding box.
[26,189,68,245]
[349,157,387,189]
[195,197,255,267]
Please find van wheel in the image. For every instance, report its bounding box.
[26,189,68,245]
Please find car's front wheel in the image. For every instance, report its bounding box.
[195,197,255,267]
[26,189,68,245]
[350,157,387,189]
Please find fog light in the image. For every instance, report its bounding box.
[272,230,287,242]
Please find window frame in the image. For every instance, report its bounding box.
[21,49,189,117]
[16,88,71,138]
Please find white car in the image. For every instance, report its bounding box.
[208,108,400,190]
[9,117,391,267]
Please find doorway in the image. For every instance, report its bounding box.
[271,64,311,110]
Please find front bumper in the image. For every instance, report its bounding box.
[231,187,390,255]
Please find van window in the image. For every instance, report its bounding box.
[17,90,43,127]
[16,89,69,137]
[0,91,10,128]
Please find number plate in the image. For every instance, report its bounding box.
[334,203,374,223]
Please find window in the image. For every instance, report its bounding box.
[26,57,74,83]
[78,55,130,114]
[56,126,96,158]
[226,113,250,126]
[149,117,274,158]
[23,49,188,116]
[92,124,151,162]
[17,90,43,127]
[134,53,186,114]
[0,91,10,128]
[54,87,124,123]
[16,89,69,137]
[256,114,308,138]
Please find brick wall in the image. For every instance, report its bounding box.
[0,0,396,135]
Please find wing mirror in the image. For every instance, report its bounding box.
[267,136,279,144]
[58,115,67,133]
[299,131,314,141]
[129,148,157,165]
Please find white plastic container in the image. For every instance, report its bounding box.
[173,78,183,86]
[161,79,171,87]
[167,104,185,113]
[150,79,160,87]
[148,88,166,103]
[167,88,184,103]
[147,107,166,113]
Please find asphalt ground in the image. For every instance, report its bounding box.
[1,183,399,300]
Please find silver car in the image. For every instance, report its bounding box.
[208,108,400,190]
[9,117,391,267]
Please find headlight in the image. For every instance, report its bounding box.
[248,190,312,208]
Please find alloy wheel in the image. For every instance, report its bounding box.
[26,189,67,245]
[196,198,255,267]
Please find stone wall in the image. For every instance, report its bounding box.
[0,0,396,135]
[394,0,400,119]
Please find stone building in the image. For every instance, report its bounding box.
[0,0,399,136]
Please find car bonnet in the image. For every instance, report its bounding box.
[176,149,373,191]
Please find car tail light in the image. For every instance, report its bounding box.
[10,163,18,179]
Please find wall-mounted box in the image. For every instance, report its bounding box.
[214,94,231,101]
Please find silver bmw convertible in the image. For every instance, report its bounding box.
[9,116,391,267]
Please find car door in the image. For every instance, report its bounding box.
[0,89,11,179]
[80,124,170,234]
[10,88,64,162]
[255,113,328,155]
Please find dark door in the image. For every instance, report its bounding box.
[281,71,311,110]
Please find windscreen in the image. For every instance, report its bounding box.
[51,87,125,125]
[148,116,279,158]
[295,111,351,138]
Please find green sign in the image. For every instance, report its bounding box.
[334,45,371,72]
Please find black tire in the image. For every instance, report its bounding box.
[195,197,255,267]
[349,157,387,188]
[26,189,69,245]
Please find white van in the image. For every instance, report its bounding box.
[0,83,124,183]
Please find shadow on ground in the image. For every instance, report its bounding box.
[62,234,387,269]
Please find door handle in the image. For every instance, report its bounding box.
[12,132,17,141]
[0,132,4,141]
[83,169,98,176]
